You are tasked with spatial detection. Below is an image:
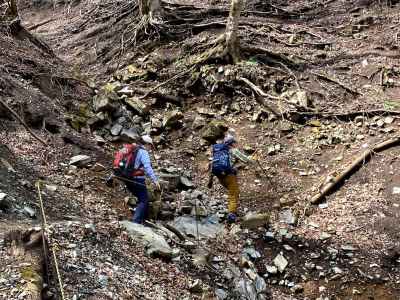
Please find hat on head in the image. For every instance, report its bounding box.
[224,134,236,146]
[141,135,153,145]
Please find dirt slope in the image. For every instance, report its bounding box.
[1,0,400,299]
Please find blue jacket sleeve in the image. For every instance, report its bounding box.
[139,149,158,183]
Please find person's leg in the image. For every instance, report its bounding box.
[127,179,149,224]
[225,174,239,214]
[218,175,239,215]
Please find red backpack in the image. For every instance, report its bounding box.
[113,144,144,178]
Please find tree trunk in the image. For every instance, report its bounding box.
[224,0,244,63]
[139,0,161,19]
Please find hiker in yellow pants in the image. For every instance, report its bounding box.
[217,174,239,214]
[208,134,254,223]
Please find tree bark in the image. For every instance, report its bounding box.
[139,0,161,19]
[224,0,244,63]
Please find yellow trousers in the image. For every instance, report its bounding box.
[218,174,239,213]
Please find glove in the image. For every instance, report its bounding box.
[105,174,114,187]
[154,181,161,191]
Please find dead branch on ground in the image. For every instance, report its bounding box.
[310,135,400,204]
[311,71,361,95]
[0,98,48,145]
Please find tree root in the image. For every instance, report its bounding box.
[311,71,361,96]
[310,135,400,204]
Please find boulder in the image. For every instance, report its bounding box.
[159,173,181,191]
[120,128,140,143]
[69,155,91,167]
[192,115,206,129]
[201,120,228,143]
[124,97,147,115]
[110,123,123,136]
[120,221,172,258]
[170,216,223,239]
[273,254,288,272]
[162,110,183,128]
[242,212,270,229]
[93,92,118,113]
[0,192,11,210]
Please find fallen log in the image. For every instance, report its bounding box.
[310,135,400,204]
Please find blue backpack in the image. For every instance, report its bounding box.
[211,143,232,176]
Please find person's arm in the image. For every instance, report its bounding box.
[231,148,254,164]
[139,149,158,183]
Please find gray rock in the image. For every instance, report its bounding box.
[159,173,181,191]
[320,232,332,240]
[215,289,228,300]
[125,97,147,115]
[180,176,194,189]
[273,254,288,273]
[162,110,183,128]
[23,206,36,218]
[243,248,261,260]
[93,93,118,113]
[45,185,58,192]
[120,221,172,258]
[279,209,297,225]
[69,155,91,167]
[188,279,202,293]
[234,277,258,300]
[242,212,270,229]
[201,120,228,143]
[170,216,223,239]
[120,128,140,143]
[341,245,356,251]
[192,115,206,129]
[264,231,275,242]
[110,124,123,136]
[0,193,11,210]
[255,275,267,293]
[266,265,278,274]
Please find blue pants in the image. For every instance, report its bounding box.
[125,178,148,224]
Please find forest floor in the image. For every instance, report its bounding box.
[1,0,400,299]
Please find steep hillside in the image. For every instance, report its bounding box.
[1,0,400,299]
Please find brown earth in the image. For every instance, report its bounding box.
[1,0,400,299]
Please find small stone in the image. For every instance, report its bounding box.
[264,231,275,242]
[384,116,394,124]
[69,155,91,167]
[215,289,228,300]
[341,245,356,251]
[320,232,332,240]
[376,119,385,127]
[333,267,343,274]
[292,284,304,293]
[188,279,202,293]
[273,254,288,273]
[23,206,36,218]
[318,203,328,209]
[308,222,319,228]
[45,185,57,192]
[110,124,123,136]
[279,209,297,225]
[91,163,106,172]
[266,265,278,274]
[283,244,295,252]
[392,186,400,194]
[242,212,270,229]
